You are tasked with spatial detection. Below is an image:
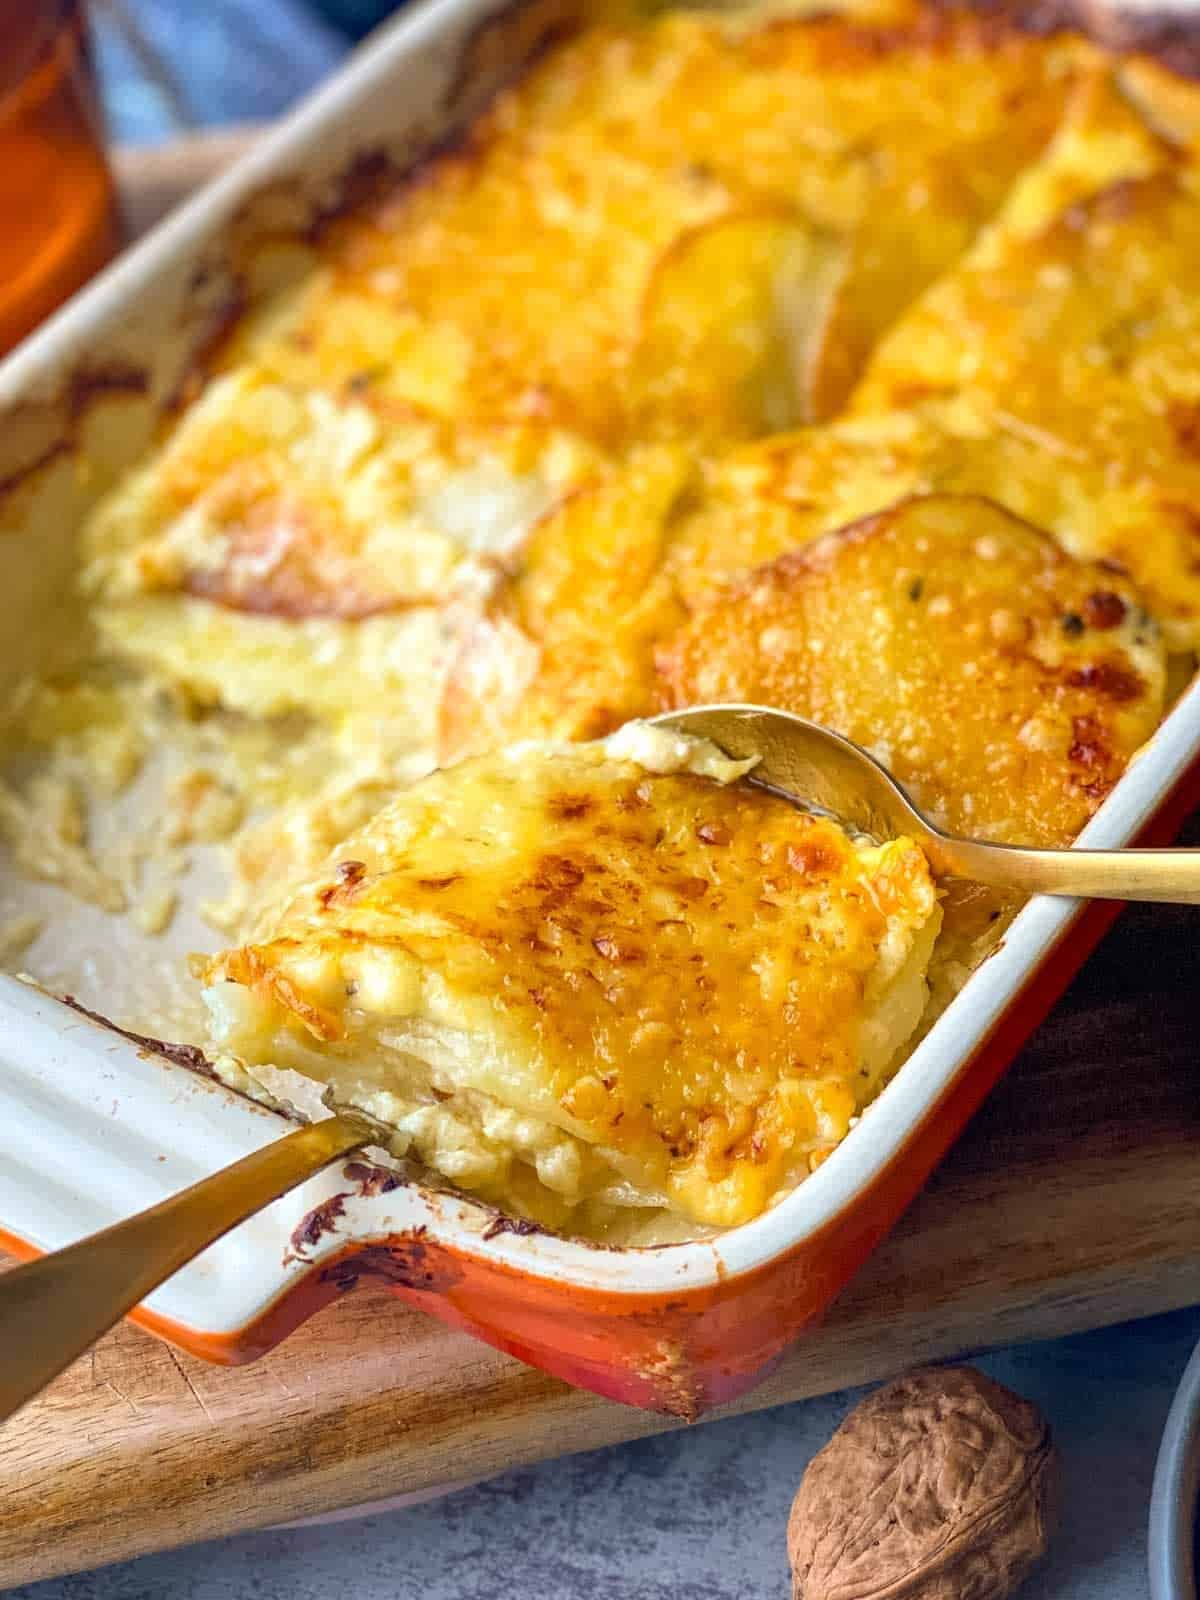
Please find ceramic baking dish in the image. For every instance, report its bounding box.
[3,0,1200,1421]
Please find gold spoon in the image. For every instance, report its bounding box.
[0,1105,387,1425]
[651,703,1200,903]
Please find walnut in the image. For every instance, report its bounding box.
[787,1365,1059,1600]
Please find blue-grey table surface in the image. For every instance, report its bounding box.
[21,6,1192,1595]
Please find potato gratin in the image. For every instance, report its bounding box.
[3,0,1199,1237]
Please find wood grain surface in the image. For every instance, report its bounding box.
[1,131,1199,1590]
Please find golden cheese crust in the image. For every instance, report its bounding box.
[313,5,1081,443]
[202,738,941,1229]
[851,88,1200,645]
[657,495,1165,847]
[439,444,691,761]
[663,66,1191,608]
[429,37,1196,770]
[79,1,1088,711]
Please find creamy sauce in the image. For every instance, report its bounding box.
[601,721,760,784]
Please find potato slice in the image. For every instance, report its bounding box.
[439,445,691,762]
[657,494,1166,847]
[628,210,849,437]
[82,370,601,621]
[851,78,1200,646]
[665,410,943,606]
[80,367,606,724]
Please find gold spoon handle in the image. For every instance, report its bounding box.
[0,1114,367,1425]
[928,837,1200,905]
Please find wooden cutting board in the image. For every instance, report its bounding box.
[3,132,1200,1589]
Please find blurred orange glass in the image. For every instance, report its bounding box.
[0,0,120,355]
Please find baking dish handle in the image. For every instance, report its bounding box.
[0,1114,367,1424]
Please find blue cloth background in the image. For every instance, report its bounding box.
[93,0,353,145]
[36,8,1193,1597]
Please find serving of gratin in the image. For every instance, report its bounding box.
[2,0,1198,1241]
[201,727,941,1231]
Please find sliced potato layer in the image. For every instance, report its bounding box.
[202,733,940,1229]
[658,495,1165,847]
[318,6,1078,442]
[78,5,1090,722]
[440,445,691,761]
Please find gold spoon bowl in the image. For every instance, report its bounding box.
[650,703,1200,904]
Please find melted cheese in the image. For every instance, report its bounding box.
[659,496,1165,848]
[852,84,1200,647]
[202,735,941,1230]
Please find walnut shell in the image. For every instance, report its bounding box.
[787,1365,1059,1600]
